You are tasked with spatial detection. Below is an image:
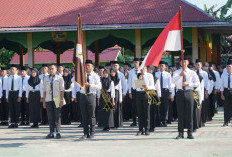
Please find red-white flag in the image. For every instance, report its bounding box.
[139,9,182,69]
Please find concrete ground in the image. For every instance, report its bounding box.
[0,108,232,157]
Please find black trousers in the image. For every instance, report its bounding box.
[223,89,232,123]
[80,94,96,135]
[61,92,71,124]
[136,92,150,131]
[160,89,170,124]
[150,104,158,129]
[176,90,194,133]
[40,104,48,124]
[0,90,9,121]
[168,99,173,122]
[20,91,29,122]
[46,101,61,133]
[8,91,20,124]
[131,89,137,123]
[29,91,41,123]
[201,89,208,123]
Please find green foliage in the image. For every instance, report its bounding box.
[204,0,232,21]
[0,48,15,67]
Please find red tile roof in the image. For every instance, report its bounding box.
[10,46,121,64]
[0,0,215,28]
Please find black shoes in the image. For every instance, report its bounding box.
[176,132,184,139]
[144,130,150,136]
[136,131,144,136]
[56,133,61,139]
[130,122,137,127]
[30,124,39,128]
[89,133,95,139]
[202,123,205,127]
[80,134,89,139]
[46,133,54,139]
[78,124,83,128]
[149,128,155,132]
[187,133,194,139]
[8,124,15,128]
[222,123,228,127]
[0,121,9,126]
[161,122,167,127]
[103,128,110,131]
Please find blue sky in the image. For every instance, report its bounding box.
[186,0,231,16]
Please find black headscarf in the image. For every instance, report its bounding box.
[110,67,120,86]
[28,68,41,89]
[101,68,111,90]
[63,68,72,90]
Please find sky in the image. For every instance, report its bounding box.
[186,0,231,16]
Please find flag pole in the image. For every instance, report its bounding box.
[180,7,184,69]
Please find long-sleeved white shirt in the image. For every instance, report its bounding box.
[117,71,127,95]
[26,79,43,98]
[136,72,154,91]
[80,71,102,94]
[154,79,161,97]
[198,69,209,91]
[22,75,30,92]
[72,82,81,98]
[195,79,205,104]
[1,76,8,91]
[172,68,200,90]
[114,80,123,102]
[213,70,221,90]
[220,72,232,92]
[6,74,23,99]
[128,68,139,93]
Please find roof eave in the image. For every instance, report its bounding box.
[0,21,231,33]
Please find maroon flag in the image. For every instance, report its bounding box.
[73,14,86,88]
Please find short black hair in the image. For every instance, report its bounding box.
[49,63,57,67]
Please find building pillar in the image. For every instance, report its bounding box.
[192,27,198,63]
[212,34,221,64]
[19,45,24,66]
[199,32,206,63]
[83,30,87,60]
[94,40,99,66]
[135,29,142,58]
[56,42,61,64]
[27,32,34,67]
[206,32,212,62]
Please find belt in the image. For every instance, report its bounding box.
[81,93,96,96]
[136,91,145,93]
[9,90,19,92]
[161,88,169,90]
[29,90,40,93]
[177,89,193,92]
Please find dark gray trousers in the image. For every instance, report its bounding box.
[176,90,194,133]
[160,89,170,123]
[223,89,232,123]
[46,101,61,133]
[80,94,96,135]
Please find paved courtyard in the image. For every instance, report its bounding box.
[0,108,232,157]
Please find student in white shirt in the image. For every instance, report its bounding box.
[110,67,123,128]
[26,68,43,128]
[6,64,23,128]
[0,67,8,126]
[20,66,30,126]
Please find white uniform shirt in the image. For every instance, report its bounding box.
[198,69,209,91]
[155,71,174,97]
[72,82,81,98]
[1,76,8,91]
[22,75,30,92]
[6,74,23,99]
[172,68,200,90]
[213,70,221,90]
[26,78,43,98]
[136,72,154,91]
[80,71,102,94]
[220,72,232,92]
[114,80,123,102]
[117,71,127,95]
[195,79,205,104]
[128,68,139,93]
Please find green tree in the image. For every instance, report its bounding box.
[0,48,15,67]
[204,0,232,21]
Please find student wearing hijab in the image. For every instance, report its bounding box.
[110,67,123,128]
[98,69,115,131]
[61,68,72,125]
[26,68,43,128]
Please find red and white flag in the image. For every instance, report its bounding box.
[139,9,182,69]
